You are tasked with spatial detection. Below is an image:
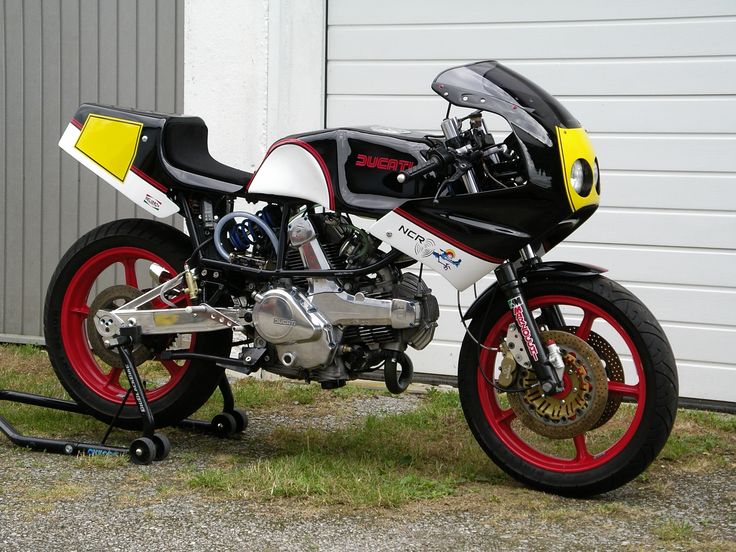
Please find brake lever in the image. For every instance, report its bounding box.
[432,160,472,204]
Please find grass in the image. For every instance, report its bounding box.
[0,343,735,514]
[25,481,91,502]
[653,519,694,542]
[188,388,501,506]
[0,344,106,436]
[188,457,457,505]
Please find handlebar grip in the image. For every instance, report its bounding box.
[397,156,443,184]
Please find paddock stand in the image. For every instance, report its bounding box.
[0,325,248,465]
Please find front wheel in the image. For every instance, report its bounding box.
[458,275,678,496]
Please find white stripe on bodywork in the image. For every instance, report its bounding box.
[248,143,332,209]
[370,210,498,291]
[58,123,179,218]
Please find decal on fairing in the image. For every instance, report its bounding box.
[355,154,415,172]
[432,248,462,270]
[143,194,162,211]
[369,210,499,291]
[414,238,435,258]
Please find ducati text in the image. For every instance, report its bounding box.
[355,154,414,172]
[273,317,296,326]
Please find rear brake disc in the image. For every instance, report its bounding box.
[86,285,153,368]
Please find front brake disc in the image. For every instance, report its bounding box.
[561,326,624,429]
[508,330,608,439]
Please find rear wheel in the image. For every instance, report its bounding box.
[44,219,232,428]
[458,275,678,496]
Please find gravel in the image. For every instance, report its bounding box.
[255,392,422,433]
[0,393,734,552]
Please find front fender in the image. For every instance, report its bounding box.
[463,261,606,321]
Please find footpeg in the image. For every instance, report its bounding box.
[239,347,267,369]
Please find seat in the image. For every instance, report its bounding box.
[162,117,252,188]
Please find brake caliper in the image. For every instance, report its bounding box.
[497,341,518,388]
[508,330,609,439]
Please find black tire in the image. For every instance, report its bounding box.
[230,408,249,433]
[151,433,172,461]
[211,412,238,438]
[458,275,678,497]
[44,219,232,429]
[129,437,157,465]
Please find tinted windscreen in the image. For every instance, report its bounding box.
[432,61,580,145]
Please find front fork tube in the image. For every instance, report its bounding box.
[494,262,563,395]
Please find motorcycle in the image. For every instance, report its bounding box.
[46,60,678,496]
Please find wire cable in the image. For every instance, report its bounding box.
[456,290,537,394]
[185,237,214,267]
[456,290,498,353]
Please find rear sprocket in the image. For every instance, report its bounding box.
[86,285,152,368]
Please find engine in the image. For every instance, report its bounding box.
[218,208,439,389]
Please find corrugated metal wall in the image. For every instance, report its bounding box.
[0,0,184,343]
[326,0,736,402]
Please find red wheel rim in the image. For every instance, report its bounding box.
[60,246,194,404]
[477,295,647,473]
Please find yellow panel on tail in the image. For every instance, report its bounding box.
[75,114,143,182]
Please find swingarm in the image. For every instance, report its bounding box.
[93,268,245,341]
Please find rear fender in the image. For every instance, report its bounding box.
[462,261,606,321]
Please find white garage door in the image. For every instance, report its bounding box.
[325,1,736,404]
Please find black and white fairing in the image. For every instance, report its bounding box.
[247,126,436,217]
[247,126,501,290]
[247,59,601,292]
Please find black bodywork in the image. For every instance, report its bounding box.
[254,60,598,263]
[289,127,592,265]
[282,127,436,216]
[71,60,598,275]
[71,103,251,196]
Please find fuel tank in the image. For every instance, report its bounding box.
[246,127,437,217]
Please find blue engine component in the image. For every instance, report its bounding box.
[213,210,280,262]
